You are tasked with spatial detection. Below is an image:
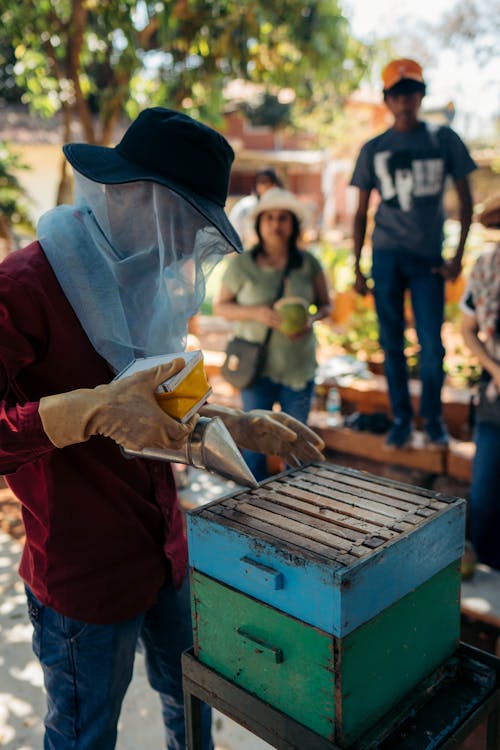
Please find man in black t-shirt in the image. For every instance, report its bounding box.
[350,58,476,449]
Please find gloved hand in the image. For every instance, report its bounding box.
[200,404,325,468]
[39,359,197,451]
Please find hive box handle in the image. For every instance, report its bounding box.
[240,556,284,590]
[236,627,284,664]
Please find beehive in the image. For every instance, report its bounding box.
[187,462,465,746]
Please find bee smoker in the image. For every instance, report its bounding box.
[123,416,258,488]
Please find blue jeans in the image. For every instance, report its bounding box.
[372,250,445,423]
[469,421,500,569]
[26,575,213,750]
[240,376,315,481]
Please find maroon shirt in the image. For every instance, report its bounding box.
[0,242,187,623]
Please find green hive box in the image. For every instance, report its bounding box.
[187,462,465,747]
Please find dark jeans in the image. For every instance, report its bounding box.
[240,376,315,481]
[372,250,445,423]
[469,421,500,569]
[26,575,213,750]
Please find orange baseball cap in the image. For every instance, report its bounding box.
[382,59,425,91]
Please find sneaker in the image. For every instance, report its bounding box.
[424,418,449,447]
[384,420,412,450]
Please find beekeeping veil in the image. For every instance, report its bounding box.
[38,108,242,372]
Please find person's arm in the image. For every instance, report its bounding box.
[435,177,474,281]
[0,390,55,475]
[213,283,282,329]
[352,188,371,295]
[38,360,196,452]
[460,311,500,389]
[0,283,57,473]
[199,402,325,468]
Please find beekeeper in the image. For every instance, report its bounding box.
[0,107,324,750]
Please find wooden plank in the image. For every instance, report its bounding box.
[234,501,369,557]
[306,461,459,504]
[285,473,426,513]
[264,482,404,528]
[248,487,397,540]
[260,481,416,532]
[446,439,474,482]
[244,494,389,552]
[300,465,448,510]
[246,497,376,546]
[251,485,397,536]
[268,478,414,525]
[414,508,435,518]
[312,426,446,473]
[247,491,367,541]
[203,505,357,565]
[197,506,333,566]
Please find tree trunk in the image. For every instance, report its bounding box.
[56,104,75,206]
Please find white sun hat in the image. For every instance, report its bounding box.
[250,187,309,226]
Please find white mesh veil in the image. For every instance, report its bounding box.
[38,174,233,372]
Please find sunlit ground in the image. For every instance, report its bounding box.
[0,534,44,750]
[461,564,499,616]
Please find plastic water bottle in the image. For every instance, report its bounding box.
[326,386,342,427]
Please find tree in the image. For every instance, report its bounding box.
[0,42,25,102]
[0,143,34,257]
[1,1,367,171]
[243,92,292,130]
[1,0,369,205]
[435,0,500,64]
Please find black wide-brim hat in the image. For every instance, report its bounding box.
[63,107,242,253]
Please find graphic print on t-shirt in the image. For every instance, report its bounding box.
[374,149,445,212]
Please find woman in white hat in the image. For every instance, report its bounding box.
[214,187,331,480]
[460,193,500,570]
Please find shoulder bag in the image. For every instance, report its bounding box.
[221,266,289,390]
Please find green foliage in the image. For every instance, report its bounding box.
[0,41,24,102]
[313,241,355,292]
[336,305,381,360]
[0,0,367,143]
[243,92,291,130]
[0,142,34,235]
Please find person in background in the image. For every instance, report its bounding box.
[0,108,325,750]
[460,194,500,571]
[214,187,331,481]
[229,167,283,247]
[350,58,476,449]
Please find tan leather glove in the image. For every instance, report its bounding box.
[39,359,196,451]
[200,404,325,468]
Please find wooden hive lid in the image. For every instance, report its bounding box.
[196,462,464,569]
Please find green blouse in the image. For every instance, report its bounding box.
[221,249,323,390]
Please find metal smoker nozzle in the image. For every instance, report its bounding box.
[122,417,258,488]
